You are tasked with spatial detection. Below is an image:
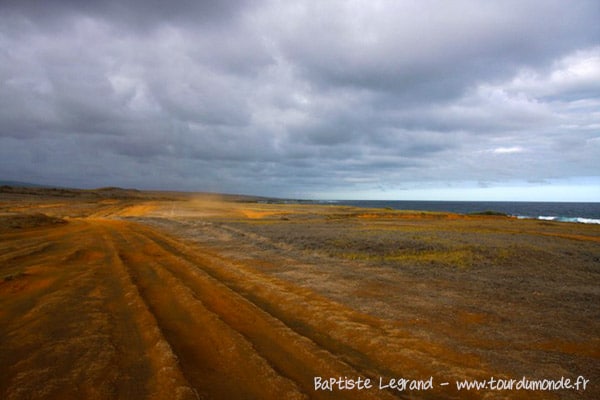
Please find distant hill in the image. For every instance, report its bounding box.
[0,181,281,204]
[0,180,53,188]
[0,184,184,201]
[0,185,149,199]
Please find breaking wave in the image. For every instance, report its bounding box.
[517,215,600,224]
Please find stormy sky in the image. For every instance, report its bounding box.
[1,1,599,200]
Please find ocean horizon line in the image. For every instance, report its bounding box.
[282,199,600,224]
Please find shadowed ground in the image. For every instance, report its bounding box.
[0,187,598,399]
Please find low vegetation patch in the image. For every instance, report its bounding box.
[0,213,67,231]
[468,210,509,216]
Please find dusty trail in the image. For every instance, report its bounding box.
[0,220,195,400]
[100,219,415,399]
[1,218,409,399]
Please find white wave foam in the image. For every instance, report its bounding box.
[515,215,600,224]
[572,217,600,224]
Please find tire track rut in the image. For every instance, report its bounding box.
[105,219,392,399]
[1,217,476,399]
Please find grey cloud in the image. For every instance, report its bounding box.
[1,0,255,32]
[272,1,600,99]
[0,0,598,198]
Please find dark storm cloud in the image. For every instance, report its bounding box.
[0,0,253,32]
[0,0,599,198]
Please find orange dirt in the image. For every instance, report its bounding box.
[1,190,598,399]
[1,218,400,400]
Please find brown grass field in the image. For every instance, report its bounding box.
[0,187,598,399]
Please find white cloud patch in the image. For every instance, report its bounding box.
[491,147,525,154]
[506,48,600,99]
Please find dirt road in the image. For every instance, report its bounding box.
[1,218,412,399]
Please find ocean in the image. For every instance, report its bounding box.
[310,200,600,224]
